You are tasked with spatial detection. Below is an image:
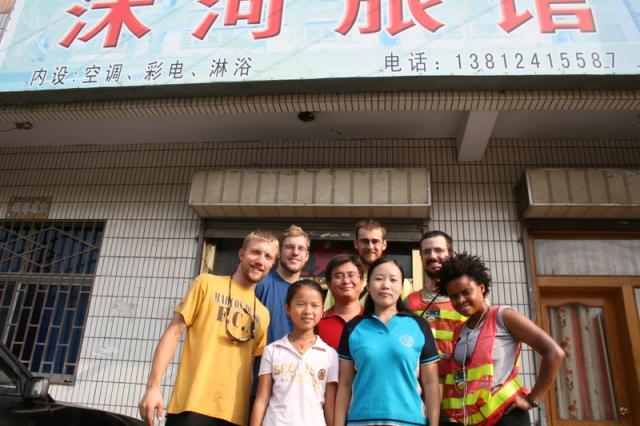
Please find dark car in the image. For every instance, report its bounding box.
[0,343,144,426]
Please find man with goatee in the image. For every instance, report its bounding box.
[405,230,466,425]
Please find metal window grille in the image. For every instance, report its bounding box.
[0,221,104,384]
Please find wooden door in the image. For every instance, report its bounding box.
[539,289,635,426]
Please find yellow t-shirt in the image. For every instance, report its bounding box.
[168,274,270,425]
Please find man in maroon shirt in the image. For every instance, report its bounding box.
[317,253,364,350]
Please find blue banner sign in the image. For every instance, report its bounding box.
[0,0,638,92]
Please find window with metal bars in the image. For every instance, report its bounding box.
[0,221,104,384]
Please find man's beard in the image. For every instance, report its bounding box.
[425,268,439,279]
[280,261,304,275]
[242,264,265,284]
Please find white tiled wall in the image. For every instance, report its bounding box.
[0,138,638,422]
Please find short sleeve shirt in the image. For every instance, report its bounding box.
[338,312,439,426]
[168,274,270,425]
[258,335,338,426]
[255,269,293,344]
[317,307,363,351]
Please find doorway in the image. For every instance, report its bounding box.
[199,219,427,295]
[539,288,635,425]
[530,234,640,426]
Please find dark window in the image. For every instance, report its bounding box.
[0,221,104,384]
[212,238,414,284]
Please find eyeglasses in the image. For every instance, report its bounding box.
[358,238,383,247]
[282,244,308,253]
[225,278,256,343]
[331,271,359,281]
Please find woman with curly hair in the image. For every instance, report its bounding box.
[437,253,564,426]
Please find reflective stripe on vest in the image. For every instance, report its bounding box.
[442,377,526,425]
[442,374,523,411]
[457,411,486,425]
[434,329,454,341]
[442,387,492,409]
[406,292,468,377]
[442,307,527,425]
[444,364,494,385]
[406,293,466,342]
[478,376,525,419]
[439,309,467,321]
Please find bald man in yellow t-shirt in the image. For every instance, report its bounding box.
[138,231,278,426]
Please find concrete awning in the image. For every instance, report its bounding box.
[516,168,640,219]
[189,168,431,218]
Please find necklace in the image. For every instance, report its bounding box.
[461,305,488,426]
[289,335,316,354]
[461,305,488,361]
[467,305,488,331]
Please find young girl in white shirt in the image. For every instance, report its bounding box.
[250,279,338,426]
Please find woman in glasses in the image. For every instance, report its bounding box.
[437,253,565,425]
[251,279,338,426]
[335,257,441,426]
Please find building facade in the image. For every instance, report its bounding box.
[1,2,640,425]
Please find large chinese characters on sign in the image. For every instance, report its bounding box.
[0,0,638,91]
[58,0,283,48]
[336,0,595,36]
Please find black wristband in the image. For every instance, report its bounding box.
[526,394,539,409]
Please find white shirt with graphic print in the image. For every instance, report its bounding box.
[258,335,339,426]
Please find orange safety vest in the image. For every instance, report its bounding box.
[442,307,528,425]
[406,291,466,376]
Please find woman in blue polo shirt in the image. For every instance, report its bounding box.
[335,257,441,426]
